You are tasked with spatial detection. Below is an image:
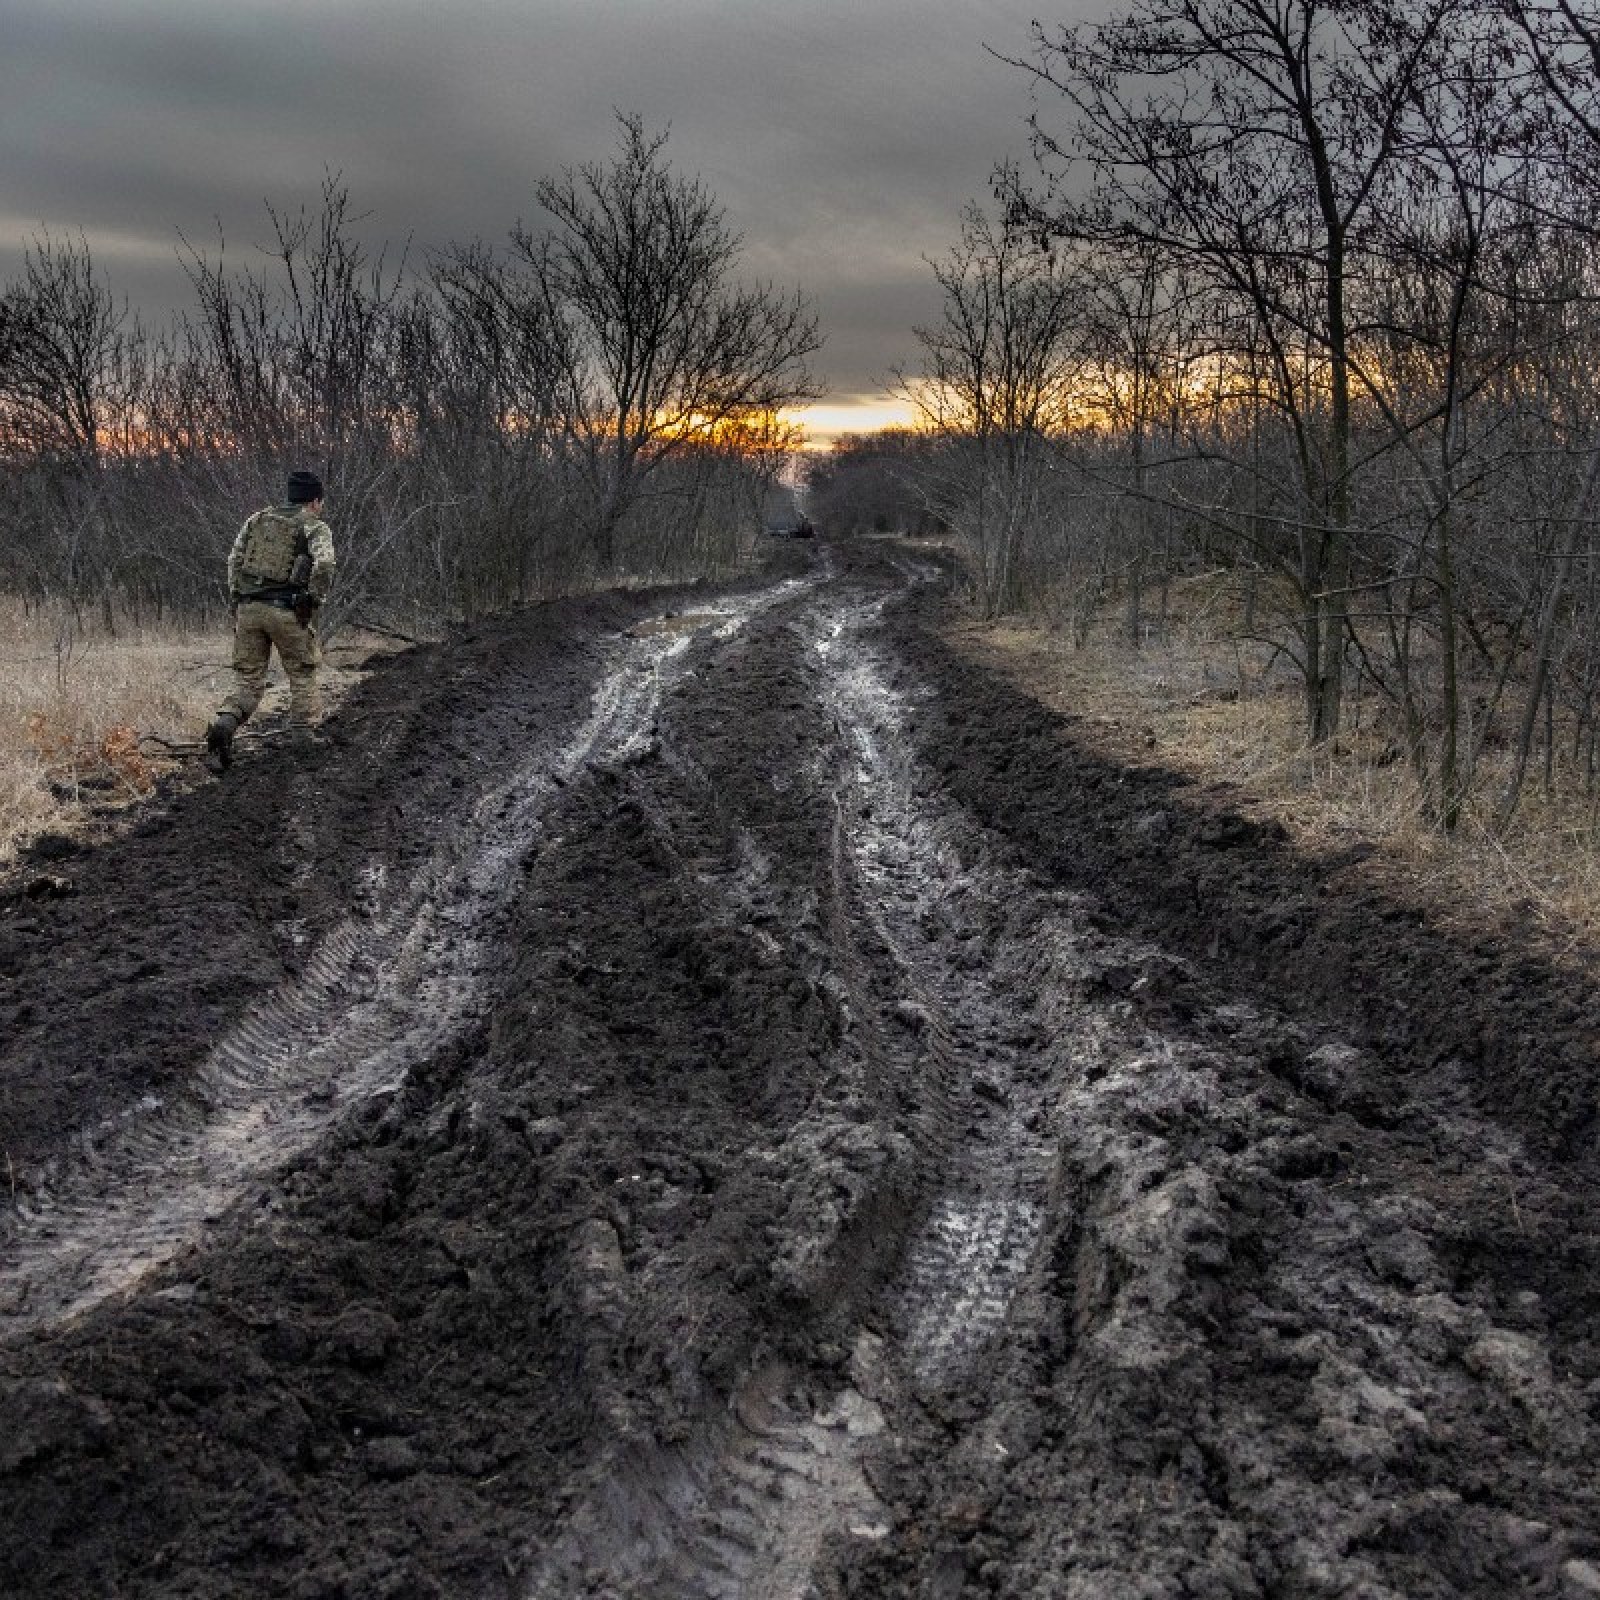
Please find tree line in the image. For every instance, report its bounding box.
[0,115,820,636]
[813,0,1600,832]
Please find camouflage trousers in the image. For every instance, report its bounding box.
[218,601,322,726]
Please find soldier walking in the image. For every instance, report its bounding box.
[206,470,337,770]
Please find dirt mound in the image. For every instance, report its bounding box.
[887,570,1600,1170]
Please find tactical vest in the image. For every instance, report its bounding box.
[238,507,309,586]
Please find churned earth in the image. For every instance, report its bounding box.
[1,537,1597,1599]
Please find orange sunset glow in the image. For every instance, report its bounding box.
[783,397,922,451]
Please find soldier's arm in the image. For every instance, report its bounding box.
[226,518,252,599]
[306,518,336,601]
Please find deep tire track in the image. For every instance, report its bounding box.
[514,557,1090,1596]
[1,573,816,1338]
[511,563,925,1600]
[3,540,1598,1600]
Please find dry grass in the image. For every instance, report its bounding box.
[953,576,1600,966]
[0,599,400,866]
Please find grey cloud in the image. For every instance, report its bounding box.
[0,0,1072,401]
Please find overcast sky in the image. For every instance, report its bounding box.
[0,0,1102,442]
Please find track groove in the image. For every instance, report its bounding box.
[1,575,816,1339]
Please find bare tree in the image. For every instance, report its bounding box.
[1009,0,1456,741]
[899,195,1089,614]
[515,113,823,571]
[0,134,815,636]
[0,232,133,465]
[1504,0,1600,161]
[805,429,945,540]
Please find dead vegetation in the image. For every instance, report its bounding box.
[0,598,405,864]
[952,570,1600,963]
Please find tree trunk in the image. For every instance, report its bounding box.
[1436,506,1462,830]
[1497,447,1599,830]
[1313,236,1351,745]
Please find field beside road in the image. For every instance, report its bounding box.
[0,600,418,867]
[952,577,1600,959]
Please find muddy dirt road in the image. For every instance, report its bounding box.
[3,538,1599,1599]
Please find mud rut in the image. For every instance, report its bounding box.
[1,574,814,1336]
[2,541,1598,1599]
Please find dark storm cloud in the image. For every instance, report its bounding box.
[0,0,1089,408]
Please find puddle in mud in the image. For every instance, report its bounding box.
[627,612,725,638]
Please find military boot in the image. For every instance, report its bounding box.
[205,712,238,771]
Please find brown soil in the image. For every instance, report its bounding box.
[2,538,1597,1599]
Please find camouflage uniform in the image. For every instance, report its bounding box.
[207,478,336,766]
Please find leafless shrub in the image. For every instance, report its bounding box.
[0,125,811,647]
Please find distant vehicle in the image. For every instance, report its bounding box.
[766,516,817,540]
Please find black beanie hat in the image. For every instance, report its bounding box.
[286,470,324,504]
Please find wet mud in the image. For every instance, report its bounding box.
[2,539,1597,1598]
